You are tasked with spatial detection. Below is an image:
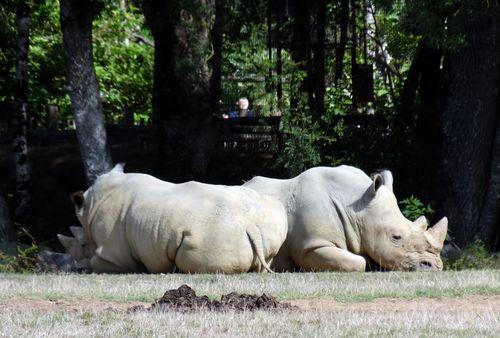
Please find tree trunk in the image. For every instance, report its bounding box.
[12,0,32,229]
[0,191,14,242]
[209,0,224,113]
[290,0,312,111]
[276,5,283,106]
[313,0,326,119]
[143,0,214,181]
[334,0,349,85]
[440,4,500,248]
[60,0,113,186]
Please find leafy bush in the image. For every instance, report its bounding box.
[278,110,323,177]
[443,240,499,270]
[399,195,434,220]
[0,242,43,273]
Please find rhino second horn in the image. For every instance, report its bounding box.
[414,216,429,231]
[58,234,76,251]
[70,226,84,241]
[426,217,448,250]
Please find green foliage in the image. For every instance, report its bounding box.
[373,0,486,52]
[13,0,154,125]
[0,242,43,273]
[399,195,434,220]
[279,106,323,176]
[0,0,16,120]
[444,240,499,270]
[93,2,153,123]
[221,24,294,115]
[29,0,70,124]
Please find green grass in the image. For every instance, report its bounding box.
[0,270,499,336]
[1,270,499,302]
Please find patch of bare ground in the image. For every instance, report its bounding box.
[2,295,499,314]
[290,295,500,313]
[0,299,148,312]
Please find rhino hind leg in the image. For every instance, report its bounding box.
[298,243,366,272]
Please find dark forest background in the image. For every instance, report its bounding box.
[0,0,498,253]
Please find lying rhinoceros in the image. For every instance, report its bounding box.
[61,164,287,274]
[244,165,448,272]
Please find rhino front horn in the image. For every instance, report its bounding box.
[58,234,76,251]
[426,217,448,250]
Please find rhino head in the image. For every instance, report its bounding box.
[357,171,448,271]
[57,225,92,269]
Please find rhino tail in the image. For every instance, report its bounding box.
[246,226,273,273]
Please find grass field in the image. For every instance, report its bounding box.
[0,270,499,336]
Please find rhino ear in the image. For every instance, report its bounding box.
[426,217,448,250]
[70,226,84,242]
[371,170,393,194]
[414,216,429,231]
[58,234,76,251]
[71,191,85,208]
[111,163,125,173]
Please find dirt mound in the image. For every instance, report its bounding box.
[132,284,293,312]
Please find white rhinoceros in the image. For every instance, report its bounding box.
[64,164,287,274]
[244,165,448,272]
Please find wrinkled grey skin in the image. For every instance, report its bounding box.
[244,165,448,272]
[59,165,287,274]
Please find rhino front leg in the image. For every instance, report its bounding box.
[90,255,130,273]
[297,242,366,272]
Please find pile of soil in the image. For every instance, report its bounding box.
[132,284,293,312]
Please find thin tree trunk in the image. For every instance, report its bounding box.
[0,191,14,242]
[334,0,348,85]
[266,0,273,113]
[350,0,358,111]
[290,1,311,111]
[210,0,224,113]
[60,0,113,185]
[478,116,500,249]
[142,0,177,176]
[276,5,283,106]
[12,0,32,229]
[440,4,500,247]
[313,0,326,119]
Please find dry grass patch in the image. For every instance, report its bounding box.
[0,270,499,302]
[0,270,499,336]
[0,303,498,337]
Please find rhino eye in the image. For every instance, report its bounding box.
[391,235,402,242]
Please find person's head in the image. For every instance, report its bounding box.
[237,98,249,111]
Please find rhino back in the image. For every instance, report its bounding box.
[123,180,285,273]
[245,166,373,256]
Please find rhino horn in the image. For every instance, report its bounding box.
[70,226,84,242]
[57,234,76,251]
[413,215,429,231]
[425,217,448,250]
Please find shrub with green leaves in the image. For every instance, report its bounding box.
[444,240,499,271]
[0,242,43,273]
[399,195,434,220]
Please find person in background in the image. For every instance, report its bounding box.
[223,97,255,119]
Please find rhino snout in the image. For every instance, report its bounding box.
[418,260,433,271]
[412,259,442,271]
